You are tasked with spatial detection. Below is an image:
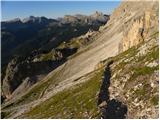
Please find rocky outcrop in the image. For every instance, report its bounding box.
[2,57,22,99]
[110,37,158,118]
[97,31,158,118]
[59,11,109,25]
[2,46,78,99]
[2,56,62,99]
[118,1,159,52]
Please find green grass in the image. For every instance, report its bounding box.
[117,43,158,86]
[133,66,158,77]
[58,38,81,49]
[1,111,12,119]
[112,46,137,71]
[127,81,154,104]
[22,69,104,118]
[124,65,158,88]
[150,95,159,106]
[41,51,54,61]
[134,83,151,97]
[146,45,159,61]
[3,68,62,109]
[114,46,137,61]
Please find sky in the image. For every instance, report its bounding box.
[1,1,121,21]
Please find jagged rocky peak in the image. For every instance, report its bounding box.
[62,15,78,23]
[5,18,22,23]
[22,16,49,23]
[74,14,87,19]
[91,11,103,17]
[90,11,109,24]
[59,11,109,24]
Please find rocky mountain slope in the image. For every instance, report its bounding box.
[1,12,109,99]
[1,1,159,119]
[13,31,158,119]
[1,12,109,77]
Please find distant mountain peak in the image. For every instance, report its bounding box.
[5,18,21,23]
[22,16,48,23]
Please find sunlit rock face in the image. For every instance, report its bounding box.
[118,1,159,52]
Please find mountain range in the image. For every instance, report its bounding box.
[1,1,159,119]
[1,11,109,78]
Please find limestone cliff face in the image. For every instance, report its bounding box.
[97,1,158,54]
[2,57,56,99]
[120,11,158,52]
[118,1,159,52]
[2,57,23,99]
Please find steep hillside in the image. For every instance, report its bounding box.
[2,29,158,119]
[2,12,109,99]
[1,1,159,119]
[1,12,109,79]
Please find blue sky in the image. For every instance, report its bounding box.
[1,1,121,21]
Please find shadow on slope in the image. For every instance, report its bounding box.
[98,60,128,119]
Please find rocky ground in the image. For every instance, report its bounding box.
[1,0,159,119]
[100,32,159,119]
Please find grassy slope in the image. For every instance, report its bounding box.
[22,39,158,118]
[20,69,104,118]
[2,32,158,119]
